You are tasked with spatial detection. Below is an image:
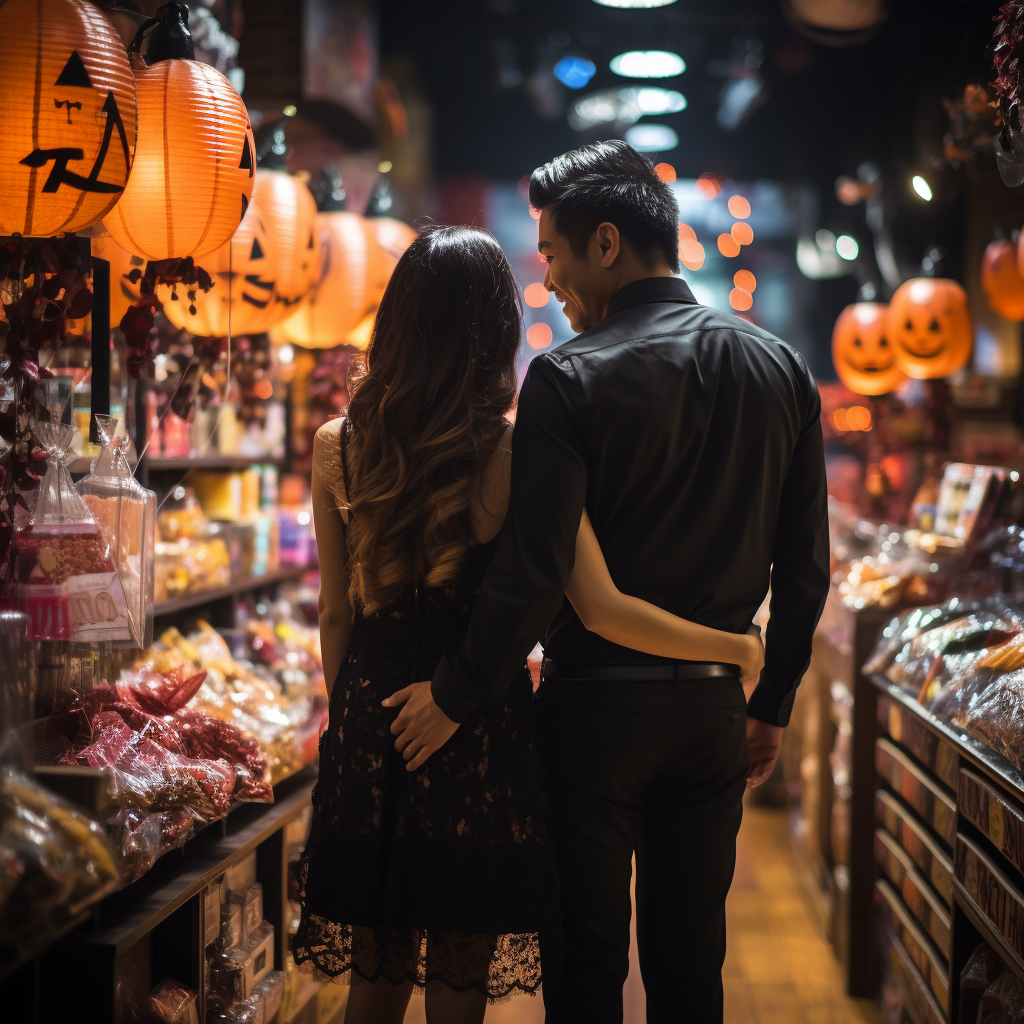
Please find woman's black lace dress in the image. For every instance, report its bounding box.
[293,536,555,1000]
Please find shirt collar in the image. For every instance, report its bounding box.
[606,276,697,317]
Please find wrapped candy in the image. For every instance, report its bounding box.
[76,415,156,648]
[9,420,125,641]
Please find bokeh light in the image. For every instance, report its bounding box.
[836,234,859,260]
[729,288,753,311]
[731,222,754,246]
[679,238,705,271]
[554,56,597,90]
[610,50,686,78]
[733,269,756,292]
[527,323,553,349]
[654,162,677,183]
[718,233,741,257]
[529,205,541,220]
[625,124,678,152]
[727,195,751,218]
[524,283,550,307]
[695,174,721,200]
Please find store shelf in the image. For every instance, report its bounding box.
[153,565,312,618]
[145,455,286,473]
[870,674,1024,799]
[82,767,315,956]
[953,877,1024,987]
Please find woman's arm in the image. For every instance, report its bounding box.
[565,510,763,685]
[312,421,355,695]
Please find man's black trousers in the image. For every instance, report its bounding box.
[536,675,749,1024]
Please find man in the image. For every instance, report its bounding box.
[392,140,830,1022]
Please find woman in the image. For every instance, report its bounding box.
[294,225,763,1024]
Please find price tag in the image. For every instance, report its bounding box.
[68,571,131,641]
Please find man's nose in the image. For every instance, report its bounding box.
[543,264,553,290]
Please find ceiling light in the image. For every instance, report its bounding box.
[634,87,687,114]
[624,123,678,152]
[570,87,686,130]
[610,50,685,79]
[593,0,678,6]
[836,235,859,260]
[553,56,596,89]
[912,175,933,201]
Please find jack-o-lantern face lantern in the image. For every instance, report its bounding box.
[367,218,418,306]
[888,277,972,379]
[91,235,144,326]
[157,196,279,337]
[983,238,1024,321]
[0,0,137,237]
[831,302,905,395]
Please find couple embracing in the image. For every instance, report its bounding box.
[294,141,830,1024]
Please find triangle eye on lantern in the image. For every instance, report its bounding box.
[239,137,254,177]
[102,3,254,260]
[0,0,138,236]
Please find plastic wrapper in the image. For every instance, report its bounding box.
[961,944,1006,1024]
[149,978,199,1024]
[979,970,1024,1023]
[218,896,244,951]
[209,922,274,1007]
[864,599,979,675]
[249,970,284,1023]
[77,415,156,648]
[9,420,125,641]
[0,610,35,768]
[0,765,120,950]
[952,669,1024,774]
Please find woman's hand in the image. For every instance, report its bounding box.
[739,627,765,688]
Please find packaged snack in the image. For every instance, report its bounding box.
[241,883,263,940]
[149,978,199,1024]
[250,970,284,1023]
[953,669,1024,773]
[209,922,274,1005]
[10,420,123,641]
[218,898,244,952]
[77,415,156,648]
[978,970,1024,1023]
[960,944,1006,1024]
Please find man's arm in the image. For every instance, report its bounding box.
[432,355,588,721]
[746,374,830,728]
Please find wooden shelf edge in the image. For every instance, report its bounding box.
[145,455,286,472]
[154,565,313,617]
[952,878,1024,987]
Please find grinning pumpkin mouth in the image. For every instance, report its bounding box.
[844,356,895,373]
[900,339,945,359]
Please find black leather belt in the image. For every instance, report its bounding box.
[542,660,739,682]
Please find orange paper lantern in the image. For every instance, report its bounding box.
[157,193,279,337]
[831,302,905,395]
[252,170,321,324]
[983,238,1024,321]
[276,211,374,349]
[888,278,972,379]
[103,49,254,259]
[367,217,418,305]
[0,0,137,237]
[91,235,145,325]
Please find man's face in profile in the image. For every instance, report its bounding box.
[538,208,602,334]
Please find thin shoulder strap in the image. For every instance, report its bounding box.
[340,417,354,512]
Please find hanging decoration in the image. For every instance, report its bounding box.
[982,238,1024,320]
[989,2,1024,186]
[90,235,145,327]
[0,0,137,238]
[102,3,255,261]
[276,167,373,349]
[831,302,905,395]
[251,113,322,325]
[364,166,418,307]
[157,189,280,337]
[888,278,973,379]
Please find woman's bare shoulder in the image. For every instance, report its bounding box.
[312,416,348,504]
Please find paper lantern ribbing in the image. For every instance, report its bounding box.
[367,218,418,306]
[0,0,137,237]
[276,212,374,349]
[982,238,1024,321]
[252,171,321,325]
[831,302,905,396]
[103,60,254,260]
[157,194,279,337]
[90,235,145,326]
[888,278,972,379]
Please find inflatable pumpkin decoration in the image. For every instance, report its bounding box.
[831,302,905,395]
[888,278,972,379]
[0,0,137,237]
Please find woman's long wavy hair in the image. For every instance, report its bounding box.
[340,225,522,615]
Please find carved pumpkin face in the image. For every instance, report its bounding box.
[90,235,143,326]
[984,239,1024,321]
[0,0,137,237]
[888,277,972,379]
[831,302,905,395]
[157,197,279,337]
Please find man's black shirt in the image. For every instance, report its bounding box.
[431,276,830,728]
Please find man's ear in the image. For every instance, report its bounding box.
[594,222,621,267]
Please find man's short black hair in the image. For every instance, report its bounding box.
[529,140,680,273]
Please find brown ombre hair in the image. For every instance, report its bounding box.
[341,225,522,614]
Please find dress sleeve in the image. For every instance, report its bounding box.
[431,356,587,721]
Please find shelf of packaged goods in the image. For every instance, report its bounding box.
[80,767,315,957]
[870,674,1024,802]
[953,877,1024,988]
[153,565,313,618]
[144,455,286,473]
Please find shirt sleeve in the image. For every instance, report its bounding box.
[431,356,587,722]
[746,369,831,728]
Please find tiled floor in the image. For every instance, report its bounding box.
[405,806,879,1024]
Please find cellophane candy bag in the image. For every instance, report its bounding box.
[76,415,156,648]
[10,420,124,641]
